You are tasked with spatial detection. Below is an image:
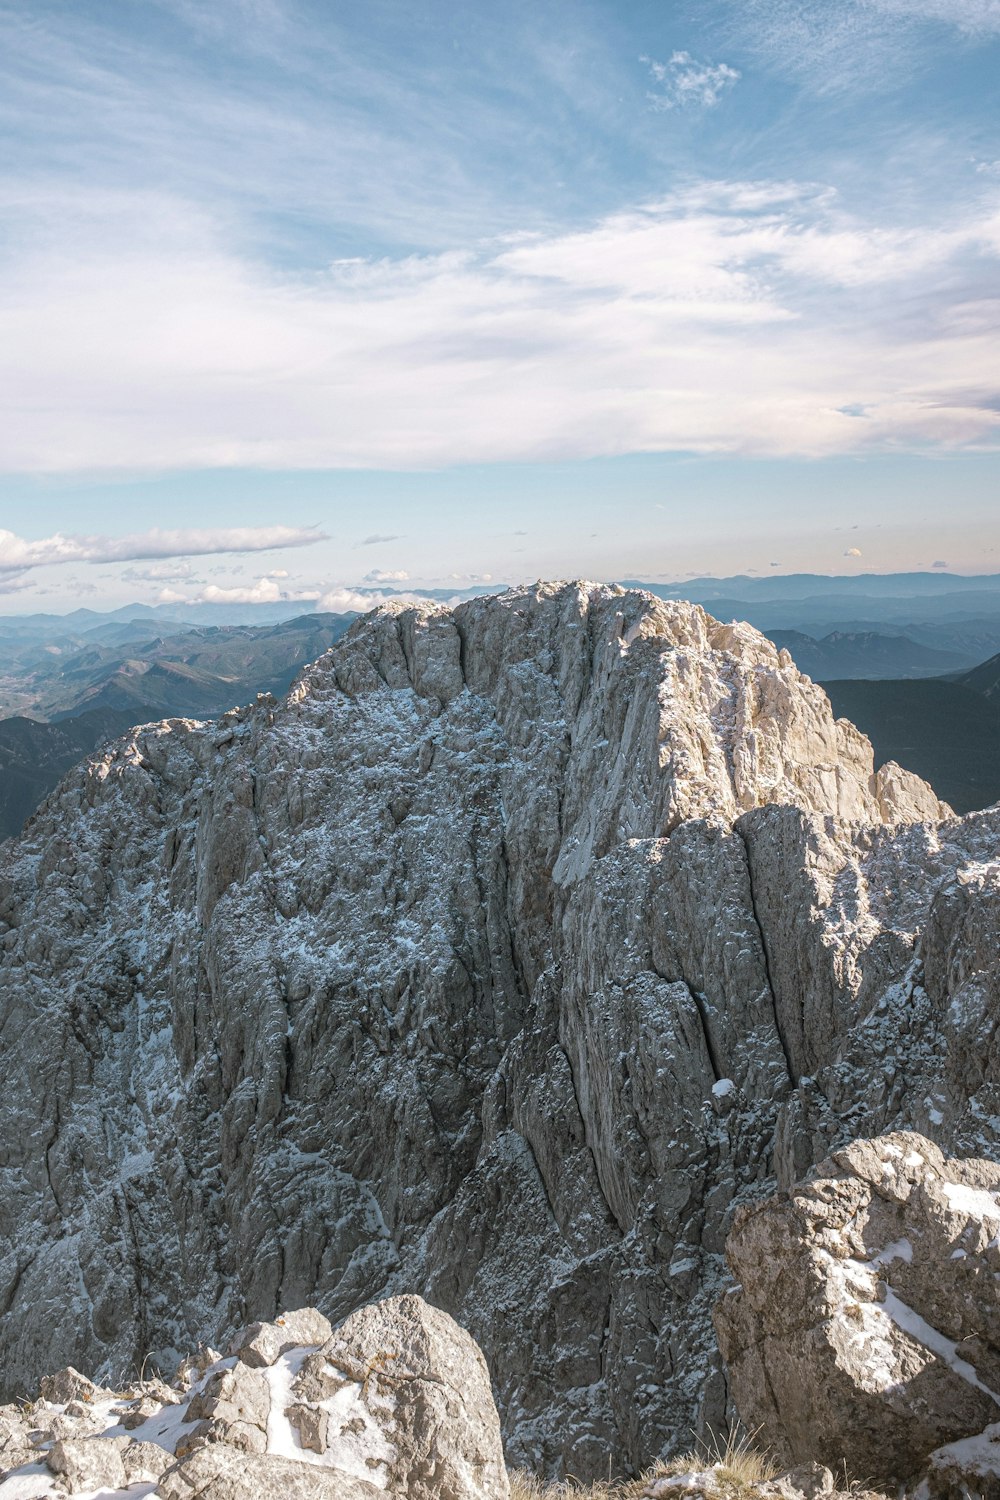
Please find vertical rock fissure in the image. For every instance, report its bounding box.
[735,822,797,1088]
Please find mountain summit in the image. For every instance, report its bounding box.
[0,582,996,1477]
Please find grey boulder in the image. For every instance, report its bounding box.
[299,1293,511,1500]
[157,1446,382,1500]
[715,1131,1000,1484]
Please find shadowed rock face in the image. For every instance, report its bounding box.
[0,581,997,1478]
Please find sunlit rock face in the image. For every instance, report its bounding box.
[0,580,996,1478]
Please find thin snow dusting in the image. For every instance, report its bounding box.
[869,1238,913,1267]
[75,1489,157,1500]
[0,1468,57,1500]
[101,1357,236,1453]
[941,1183,1000,1222]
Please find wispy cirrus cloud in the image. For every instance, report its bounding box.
[870,0,1000,35]
[724,0,1000,93]
[0,525,325,577]
[642,51,741,110]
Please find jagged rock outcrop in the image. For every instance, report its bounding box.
[0,581,997,1477]
[0,1297,508,1499]
[715,1132,1000,1484]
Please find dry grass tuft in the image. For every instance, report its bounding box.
[508,1471,649,1498]
[509,1428,777,1500]
[650,1428,778,1491]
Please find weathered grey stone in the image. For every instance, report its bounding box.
[0,1407,35,1472]
[37,1368,103,1406]
[775,1462,835,1500]
[123,1438,174,1480]
[156,1445,383,1500]
[312,1293,510,1500]
[229,1308,333,1368]
[2,581,998,1479]
[921,1422,1000,1500]
[182,1360,270,1452]
[286,1403,328,1453]
[46,1433,129,1490]
[715,1131,1000,1484]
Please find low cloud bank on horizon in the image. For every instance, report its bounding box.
[0,525,325,588]
[2,179,998,474]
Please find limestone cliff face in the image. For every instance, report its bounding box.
[0,582,996,1478]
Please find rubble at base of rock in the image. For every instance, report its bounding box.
[0,1295,509,1500]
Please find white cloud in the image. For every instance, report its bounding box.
[192,577,285,604]
[364,569,410,582]
[870,0,1000,34]
[844,546,863,556]
[643,51,741,110]
[0,182,998,471]
[316,586,396,613]
[0,525,325,576]
[358,534,403,546]
[158,574,320,606]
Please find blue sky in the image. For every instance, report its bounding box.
[1,0,998,610]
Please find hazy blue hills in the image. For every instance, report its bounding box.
[822,669,1000,815]
[629,571,1000,601]
[0,613,355,841]
[768,629,968,680]
[0,708,138,843]
[0,613,354,722]
[956,651,1000,701]
[624,574,1000,656]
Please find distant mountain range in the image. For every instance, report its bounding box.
[0,613,355,841]
[627,570,1000,605]
[767,629,968,680]
[0,612,354,722]
[822,654,1000,815]
[624,573,1000,664]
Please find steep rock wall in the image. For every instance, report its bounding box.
[0,582,996,1477]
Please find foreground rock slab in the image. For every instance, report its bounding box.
[715,1131,1000,1485]
[0,1296,509,1500]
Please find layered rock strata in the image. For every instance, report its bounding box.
[0,581,997,1475]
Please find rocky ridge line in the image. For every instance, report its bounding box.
[0,582,997,1477]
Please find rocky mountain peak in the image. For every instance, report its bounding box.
[0,582,994,1478]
